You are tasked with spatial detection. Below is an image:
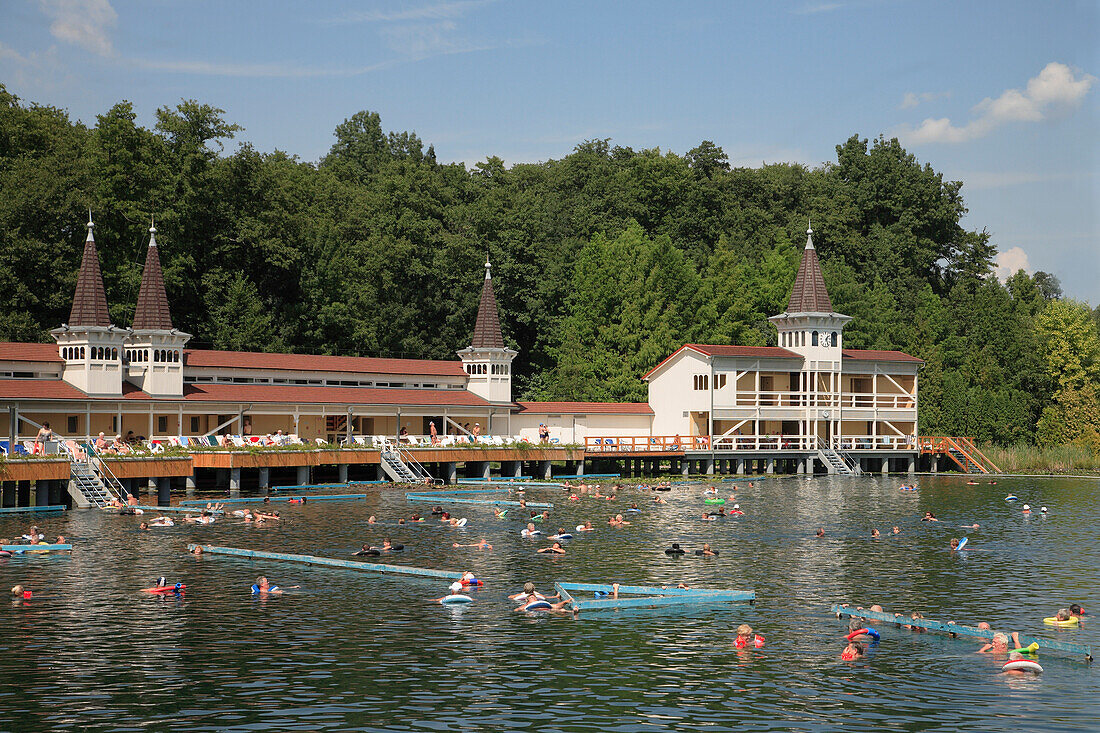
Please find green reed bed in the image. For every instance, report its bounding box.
[982,442,1100,475]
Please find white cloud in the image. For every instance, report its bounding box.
[898,62,1095,144]
[900,90,950,109]
[322,0,493,25]
[792,2,843,14]
[38,0,117,57]
[994,246,1031,282]
[0,41,28,64]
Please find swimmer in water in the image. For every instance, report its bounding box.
[537,542,566,554]
[139,522,150,531]
[508,582,559,602]
[608,514,630,527]
[815,527,825,538]
[977,631,1021,654]
[653,495,667,504]
[576,521,594,531]
[367,515,376,524]
[922,512,939,522]
[513,593,575,614]
[841,640,866,661]
[452,539,493,550]
[190,545,203,555]
[734,623,764,648]
[871,528,881,538]
[253,576,299,594]
[1070,604,1085,619]
[493,508,508,518]
[699,543,718,557]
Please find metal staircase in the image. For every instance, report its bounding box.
[380,447,439,484]
[63,441,122,508]
[816,439,862,476]
[69,461,117,508]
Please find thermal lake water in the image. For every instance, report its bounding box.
[1,474,1097,732]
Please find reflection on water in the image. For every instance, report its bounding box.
[1,475,1097,731]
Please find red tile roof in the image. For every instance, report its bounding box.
[642,344,801,379]
[0,343,63,363]
[842,348,923,363]
[183,349,467,377]
[182,382,492,407]
[516,401,654,415]
[0,379,88,399]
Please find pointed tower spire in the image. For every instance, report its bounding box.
[132,217,174,330]
[786,221,833,313]
[470,255,504,348]
[68,211,112,326]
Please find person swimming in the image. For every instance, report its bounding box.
[922,512,938,522]
[734,623,764,648]
[537,542,566,555]
[977,631,1021,654]
[841,640,866,661]
[815,527,825,538]
[452,539,492,550]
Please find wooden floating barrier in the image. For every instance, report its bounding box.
[188,544,463,580]
[556,582,755,612]
[457,480,563,488]
[133,505,224,515]
[180,494,372,506]
[831,604,1092,662]
[271,481,387,491]
[1,544,72,553]
[403,488,520,496]
[556,473,621,479]
[0,505,66,514]
[406,494,554,509]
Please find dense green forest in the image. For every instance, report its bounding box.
[1,86,1098,450]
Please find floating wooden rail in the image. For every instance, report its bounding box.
[1,544,72,553]
[556,582,755,612]
[132,505,224,515]
[188,545,463,580]
[831,605,1091,662]
[405,493,554,509]
[404,488,524,496]
[0,505,66,514]
[271,481,386,491]
[180,494,372,506]
[456,480,564,488]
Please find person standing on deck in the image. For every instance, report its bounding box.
[429,421,439,445]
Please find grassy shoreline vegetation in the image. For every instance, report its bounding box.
[1,88,1098,453]
[981,443,1100,476]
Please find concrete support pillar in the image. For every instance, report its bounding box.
[444,462,458,485]
[1,482,13,508]
[156,476,170,507]
[216,468,229,488]
[185,473,197,491]
[681,460,691,477]
[736,458,745,475]
[765,457,775,475]
[881,457,890,475]
[35,480,50,506]
[480,461,492,479]
[930,455,938,473]
[49,480,63,506]
[338,464,349,483]
[908,455,916,474]
[539,460,552,480]
[256,467,269,490]
[146,477,157,494]
[704,457,715,475]
[297,466,310,485]
[229,468,241,496]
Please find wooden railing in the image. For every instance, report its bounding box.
[919,436,1000,473]
[584,435,918,453]
[712,391,916,409]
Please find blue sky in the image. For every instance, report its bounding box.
[2,0,1097,303]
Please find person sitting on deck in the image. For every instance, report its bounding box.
[977,631,1021,654]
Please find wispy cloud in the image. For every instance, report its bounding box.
[898,62,1095,144]
[994,246,1031,282]
[792,2,843,15]
[381,20,493,57]
[320,0,493,25]
[129,57,391,79]
[38,0,117,57]
[899,90,950,109]
[0,41,28,65]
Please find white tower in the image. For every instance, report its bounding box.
[457,256,517,403]
[51,213,130,396]
[125,219,190,396]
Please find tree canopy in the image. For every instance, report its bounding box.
[0,85,1096,448]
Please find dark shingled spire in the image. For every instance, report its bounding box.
[786,222,834,313]
[470,256,505,348]
[133,219,174,330]
[69,213,112,327]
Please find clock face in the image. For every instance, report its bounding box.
[822,333,832,347]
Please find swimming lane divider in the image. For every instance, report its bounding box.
[405,494,554,509]
[456,480,563,488]
[179,494,371,506]
[1,544,72,553]
[554,473,621,479]
[271,481,387,491]
[555,582,755,612]
[0,505,66,514]
[187,544,462,580]
[830,604,1092,662]
[133,505,224,515]
[403,488,521,496]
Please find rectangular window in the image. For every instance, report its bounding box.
[190,416,200,433]
[111,416,117,432]
[716,374,727,389]
[67,416,78,433]
[157,416,168,433]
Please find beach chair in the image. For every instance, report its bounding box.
[168,436,182,447]
[315,438,326,446]
[512,435,528,444]
[476,436,493,445]
[440,435,456,447]
[228,435,246,447]
[491,435,505,446]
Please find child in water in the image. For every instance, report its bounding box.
[734,624,765,648]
